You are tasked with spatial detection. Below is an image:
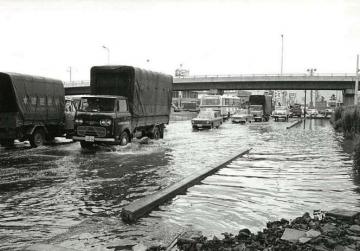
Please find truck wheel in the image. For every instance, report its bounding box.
[0,139,14,147]
[152,126,160,140]
[119,131,130,146]
[80,141,93,149]
[159,125,164,139]
[30,128,45,148]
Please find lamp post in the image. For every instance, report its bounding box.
[281,34,284,75]
[307,68,317,108]
[102,45,110,65]
[67,66,72,82]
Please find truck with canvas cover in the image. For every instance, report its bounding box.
[73,65,173,148]
[0,72,76,147]
[249,95,273,122]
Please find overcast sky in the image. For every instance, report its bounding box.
[0,0,359,82]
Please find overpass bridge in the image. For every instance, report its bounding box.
[64,73,358,105]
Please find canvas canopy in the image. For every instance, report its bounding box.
[0,72,64,122]
[90,66,173,118]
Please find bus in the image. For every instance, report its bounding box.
[182,101,199,112]
[199,95,241,119]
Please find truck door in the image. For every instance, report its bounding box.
[64,100,76,131]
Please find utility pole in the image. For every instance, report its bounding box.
[304,90,307,119]
[355,54,359,105]
[67,66,72,82]
[307,68,316,108]
[102,45,110,65]
[281,34,284,75]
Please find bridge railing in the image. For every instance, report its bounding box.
[63,73,357,87]
[174,73,356,79]
[64,80,90,87]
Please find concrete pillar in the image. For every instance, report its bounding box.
[343,89,355,106]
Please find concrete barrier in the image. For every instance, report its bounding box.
[286,119,303,129]
[121,148,251,222]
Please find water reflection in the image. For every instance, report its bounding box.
[0,119,359,250]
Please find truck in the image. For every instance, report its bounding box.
[73,65,173,148]
[290,103,302,118]
[182,101,199,112]
[0,72,76,147]
[249,95,272,122]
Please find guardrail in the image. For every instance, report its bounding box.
[174,73,356,79]
[63,73,357,87]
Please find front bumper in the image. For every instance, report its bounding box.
[273,115,288,118]
[192,123,212,128]
[232,118,246,123]
[73,136,116,142]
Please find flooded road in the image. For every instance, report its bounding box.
[0,118,359,250]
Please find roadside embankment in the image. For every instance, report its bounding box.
[331,106,360,167]
[173,209,360,251]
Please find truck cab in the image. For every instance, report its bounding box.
[249,105,264,122]
[73,95,131,148]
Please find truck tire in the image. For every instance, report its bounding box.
[30,128,45,148]
[119,131,130,146]
[152,126,160,140]
[80,141,93,149]
[0,139,14,147]
[159,125,164,139]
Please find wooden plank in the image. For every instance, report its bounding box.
[286,119,303,129]
[121,148,251,222]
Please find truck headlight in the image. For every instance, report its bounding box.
[75,118,83,124]
[100,119,112,126]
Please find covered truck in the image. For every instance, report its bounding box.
[0,72,76,147]
[73,65,173,148]
[249,95,272,122]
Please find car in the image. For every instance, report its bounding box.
[273,106,290,122]
[191,110,222,129]
[324,108,334,118]
[289,104,302,118]
[231,109,253,124]
[306,109,318,118]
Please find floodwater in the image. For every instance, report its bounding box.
[0,117,359,250]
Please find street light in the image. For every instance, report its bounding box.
[307,68,317,108]
[102,45,110,65]
[67,66,72,82]
[280,34,284,75]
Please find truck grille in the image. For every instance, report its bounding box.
[77,126,106,137]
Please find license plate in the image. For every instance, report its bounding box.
[85,136,95,142]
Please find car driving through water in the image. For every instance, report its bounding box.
[191,110,222,129]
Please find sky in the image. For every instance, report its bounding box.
[0,0,359,83]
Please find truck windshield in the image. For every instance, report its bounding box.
[79,97,115,113]
[236,109,248,114]
[201,98,220,106]
[197,111,213,119]
[250,105,262,111]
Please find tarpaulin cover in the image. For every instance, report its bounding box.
[90,66,173,118]
[0,72,64,122]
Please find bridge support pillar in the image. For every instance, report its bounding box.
[343,89,355,106]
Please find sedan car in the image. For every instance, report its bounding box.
[191,110,222,129]
[273,106,290,122]
[231,109,253,124]
[306,109,319,118]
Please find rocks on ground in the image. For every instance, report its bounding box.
[144,209,360,251]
